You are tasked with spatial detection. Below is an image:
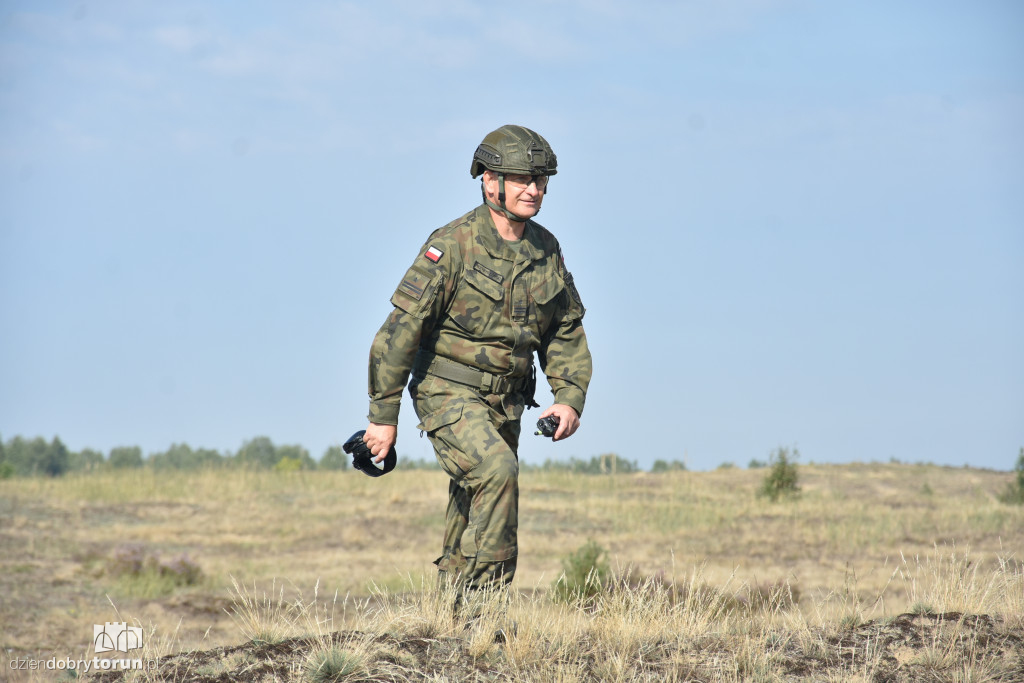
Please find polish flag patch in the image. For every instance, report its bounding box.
[425,246,444,263]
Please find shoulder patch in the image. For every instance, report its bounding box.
[424,246,444,263]
[397,265,434,301]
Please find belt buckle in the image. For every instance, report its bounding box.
[489,374,510,394]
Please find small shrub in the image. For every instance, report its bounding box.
[552,539,610,606]
[758,446,801,502]
[747,458,767,469]
[109,543,149,575]
[158,553,203,585]
[274,455,304,472]
[997,448,1024,505]
[106,543,202,597]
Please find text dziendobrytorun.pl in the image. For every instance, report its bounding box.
[8,656,159,673]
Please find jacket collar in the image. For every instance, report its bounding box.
[473,203,544,262]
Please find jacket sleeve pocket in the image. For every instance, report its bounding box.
[391,264,443,320]
[561,270,586,322]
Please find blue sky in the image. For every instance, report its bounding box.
[1,1,1021,471]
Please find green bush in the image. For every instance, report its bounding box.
[759,447,801,502]
[998,448,1024,505]
[552,539,610,606]
[273,455,304,472]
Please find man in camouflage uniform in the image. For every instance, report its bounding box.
[362,124,592,596]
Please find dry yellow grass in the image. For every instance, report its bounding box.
[1,462,1021,681]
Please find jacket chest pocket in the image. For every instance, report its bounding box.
[529,274,565,334]
[448,267,506,335]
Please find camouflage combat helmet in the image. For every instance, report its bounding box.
[471,125,558,178]
[471,124,557,222]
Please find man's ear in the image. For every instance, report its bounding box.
[481,170,497,199]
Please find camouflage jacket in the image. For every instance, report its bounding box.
[368,204,592,425]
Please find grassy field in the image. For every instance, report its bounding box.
[1,462,1022,681]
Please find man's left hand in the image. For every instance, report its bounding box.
[538,404,580,441]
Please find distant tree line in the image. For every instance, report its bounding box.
[525,453,643,474]
[0,434,340,478]
[0,433,692,478]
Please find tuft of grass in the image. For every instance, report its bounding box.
[910,602,935,616]
[305,645,368,683]
[744,580,800,614]
[898,546,1017,617]
[367,573,461,640]
[225,576,299,645]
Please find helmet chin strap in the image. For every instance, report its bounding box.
[483,173,535,224]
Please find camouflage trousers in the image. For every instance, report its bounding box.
[411,374,524,593]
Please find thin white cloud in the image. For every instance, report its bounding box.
[4,7,125,44]
[51,119,108,152]
[152,24,209,53]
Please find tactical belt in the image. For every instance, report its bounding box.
[413,352,529,395]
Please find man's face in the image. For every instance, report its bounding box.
[483,170,547,220]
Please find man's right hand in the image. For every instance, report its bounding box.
[364,422,397,463]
